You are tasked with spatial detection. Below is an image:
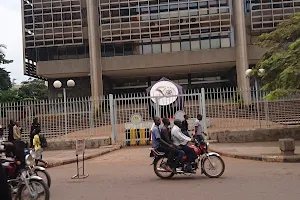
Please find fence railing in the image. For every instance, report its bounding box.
[0,87,299,141]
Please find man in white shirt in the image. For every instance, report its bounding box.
[171,119,197,173]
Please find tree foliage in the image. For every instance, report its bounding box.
[0,44,12,90]
[0,44,13,65]
[255,13,300,100]
[0,79,48,103]
[0,68,12,90]
[19,79,48,100]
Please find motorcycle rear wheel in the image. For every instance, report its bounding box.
[17,179,50,200]
[202,155,225,178]
[153,157,174,179]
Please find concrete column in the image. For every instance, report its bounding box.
[233,0,251,105]
[86,0,103,99]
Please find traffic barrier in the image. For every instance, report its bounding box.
[125,128,151,146]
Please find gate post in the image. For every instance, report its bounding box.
[201,88,208,137]
[109,94,116,144]
[155,97,160,118]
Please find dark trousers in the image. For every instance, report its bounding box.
[196,134,204,143]
[181,145,197,163]
[174,149,185,167]
[157,146,177,168]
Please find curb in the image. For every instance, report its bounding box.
[47,145,122,168]
[209,148,262,161]
[209,147,300,163]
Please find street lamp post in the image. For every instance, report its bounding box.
[53,80,76,135]
[245,68,265,128]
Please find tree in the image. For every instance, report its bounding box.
[0,88,21,103]
[0,44,13,65]
[255,13,300,100]
[0,68,11,90]
[0,44,12,90]
[18,79,48,100]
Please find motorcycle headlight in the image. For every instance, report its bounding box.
[25,154,35,166]
[30,150,37,159]
[206,142,210,148]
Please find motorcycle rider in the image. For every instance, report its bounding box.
[171,119,197,173]
[160,118,184,172]
[151,117,175,172]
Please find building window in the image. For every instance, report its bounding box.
[221,37,231,48]
[200,37,210,50]
[181,39,191,51]
[191,39,200,51]
[152,43,162,54]
[143,44,152,54]
[171,42,180,52]
[210,34,221,49]
[162,42,171,53]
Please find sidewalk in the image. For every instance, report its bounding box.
[209,141,300,163]
[43,145,122,168]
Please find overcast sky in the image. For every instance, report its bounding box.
[0,0,28,84]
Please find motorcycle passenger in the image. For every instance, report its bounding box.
[160,118,184,172]
[151,117,175,172]
[171,119,197,173]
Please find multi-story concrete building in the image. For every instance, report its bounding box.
[21,0,300,99]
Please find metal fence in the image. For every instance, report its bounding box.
[1,87,300,142]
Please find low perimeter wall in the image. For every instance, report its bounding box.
[209,126,300,143]
[45,137,111,150]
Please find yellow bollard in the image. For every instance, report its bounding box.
[130,129,137,146]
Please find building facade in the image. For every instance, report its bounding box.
[21,0,300,98]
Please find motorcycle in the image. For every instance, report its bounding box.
[24,149,51,188]
[150,140,225,179]
[1,155,50,200]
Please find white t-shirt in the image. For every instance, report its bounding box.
[171,125,191,146]
[195,119,203,135]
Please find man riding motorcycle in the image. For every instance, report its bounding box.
[151,117,176,172]
[171,119,197,173]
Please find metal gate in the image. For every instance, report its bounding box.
[110,89,207,145]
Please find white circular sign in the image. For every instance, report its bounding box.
[174,110,185,121]
[150,81,179,106]
[130,113,142,124]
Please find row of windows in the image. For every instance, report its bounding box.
[100,0,229,8]
[101,33,232,57]
[26,44,90,62]
[101,1,229,17]
[245,0,300,12]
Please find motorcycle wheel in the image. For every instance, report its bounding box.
[17,179,50,200]
[34,169,51,188]
[153,157,174,179]
[202,155,225,178]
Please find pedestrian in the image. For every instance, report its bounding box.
[30,118,41,148]
[194,114,206,142]
[0,163,12,200]
[0,124,4,142]
[33,128,47,166]
[181,115,190,137]
[7,120,14,142]
[13,122,21,141]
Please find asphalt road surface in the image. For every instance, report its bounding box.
[48,147,300,200]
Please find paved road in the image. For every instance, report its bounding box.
[48,147,300,200]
